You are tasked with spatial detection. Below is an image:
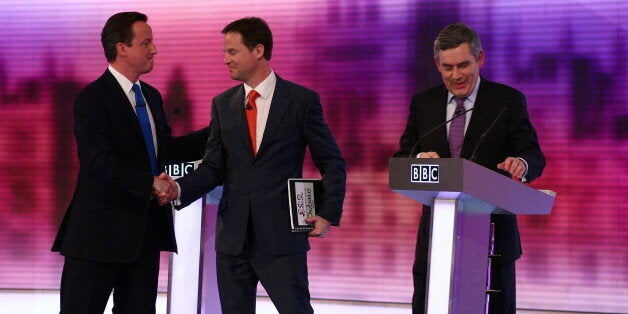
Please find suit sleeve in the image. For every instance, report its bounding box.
[175,99,225,207]
[162,126,210,163]
[140,83,209,164]
[304,93,346,225]
[507,91,545,182]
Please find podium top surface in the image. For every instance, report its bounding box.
[389,158,555,215]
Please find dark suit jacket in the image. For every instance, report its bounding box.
[52,70,208,263]
[394,77,545,262]
[176,75,346,256]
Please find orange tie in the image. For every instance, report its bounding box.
[245,90,260,155]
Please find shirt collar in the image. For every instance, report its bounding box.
[108,64,138,94]
[447,76,481,104]
[243,70,276,101]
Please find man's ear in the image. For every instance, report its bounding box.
[476,50,485,68]
[116,43,127,57]
[253,44,265,60]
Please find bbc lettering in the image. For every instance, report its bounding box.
[165,162,196,178]
[410,164,439,183]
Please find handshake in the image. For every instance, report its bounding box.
[152,173,179,206]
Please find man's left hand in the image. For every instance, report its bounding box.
[497,157,526,181]
[305,215,331,238]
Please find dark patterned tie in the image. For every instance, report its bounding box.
[448,97,466,158]
[245,90,260,155]
[131,84,159,175]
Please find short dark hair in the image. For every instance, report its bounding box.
[222,17,273,61]
[434,22,483,60]
[101,12,147,62]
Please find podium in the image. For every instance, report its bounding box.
[389,158,555,314]
[166,162,221,314]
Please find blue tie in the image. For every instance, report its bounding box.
[132,84,159,175]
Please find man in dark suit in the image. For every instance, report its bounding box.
[156,17,346,314]
[51,12,208,313]
[394,22,545,314]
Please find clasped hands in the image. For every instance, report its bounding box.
[152,173,178,205]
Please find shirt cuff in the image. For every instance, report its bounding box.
[173,181,182,206]
[517,157,529,182]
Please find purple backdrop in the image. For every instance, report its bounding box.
[0,1,626,312]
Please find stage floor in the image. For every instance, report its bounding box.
[0,290,410,314]
[0,289,591,314]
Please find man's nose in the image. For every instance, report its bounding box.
[451,67,461,79]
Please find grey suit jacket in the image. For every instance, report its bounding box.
[177,75,346,256]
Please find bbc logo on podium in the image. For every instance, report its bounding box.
[164,161,199,179]
[410,164,439,183]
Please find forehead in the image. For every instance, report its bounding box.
[436,43,475,64]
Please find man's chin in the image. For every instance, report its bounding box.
[141,65,154,75]
[450,87,471,98]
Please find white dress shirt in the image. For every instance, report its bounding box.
[243,70,277,151]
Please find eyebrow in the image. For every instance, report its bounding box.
[441,60,471,67]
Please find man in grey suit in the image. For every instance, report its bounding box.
[157,17,346,314]
[52,12,208,313]
[394,23,545,313]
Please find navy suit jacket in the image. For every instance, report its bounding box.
[176,75,346,256]
[395,77,545,261]
[52,70,208,263]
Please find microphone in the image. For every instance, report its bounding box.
[408,106,474,158]
[469,106,507,162]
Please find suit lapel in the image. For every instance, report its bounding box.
[224,76,290,158]
[257,77,290,156]
[101,71,159,165]
[461,78,495,158]
[102,71,145,143]
[424,86,451,157]
[228,86,254,155]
